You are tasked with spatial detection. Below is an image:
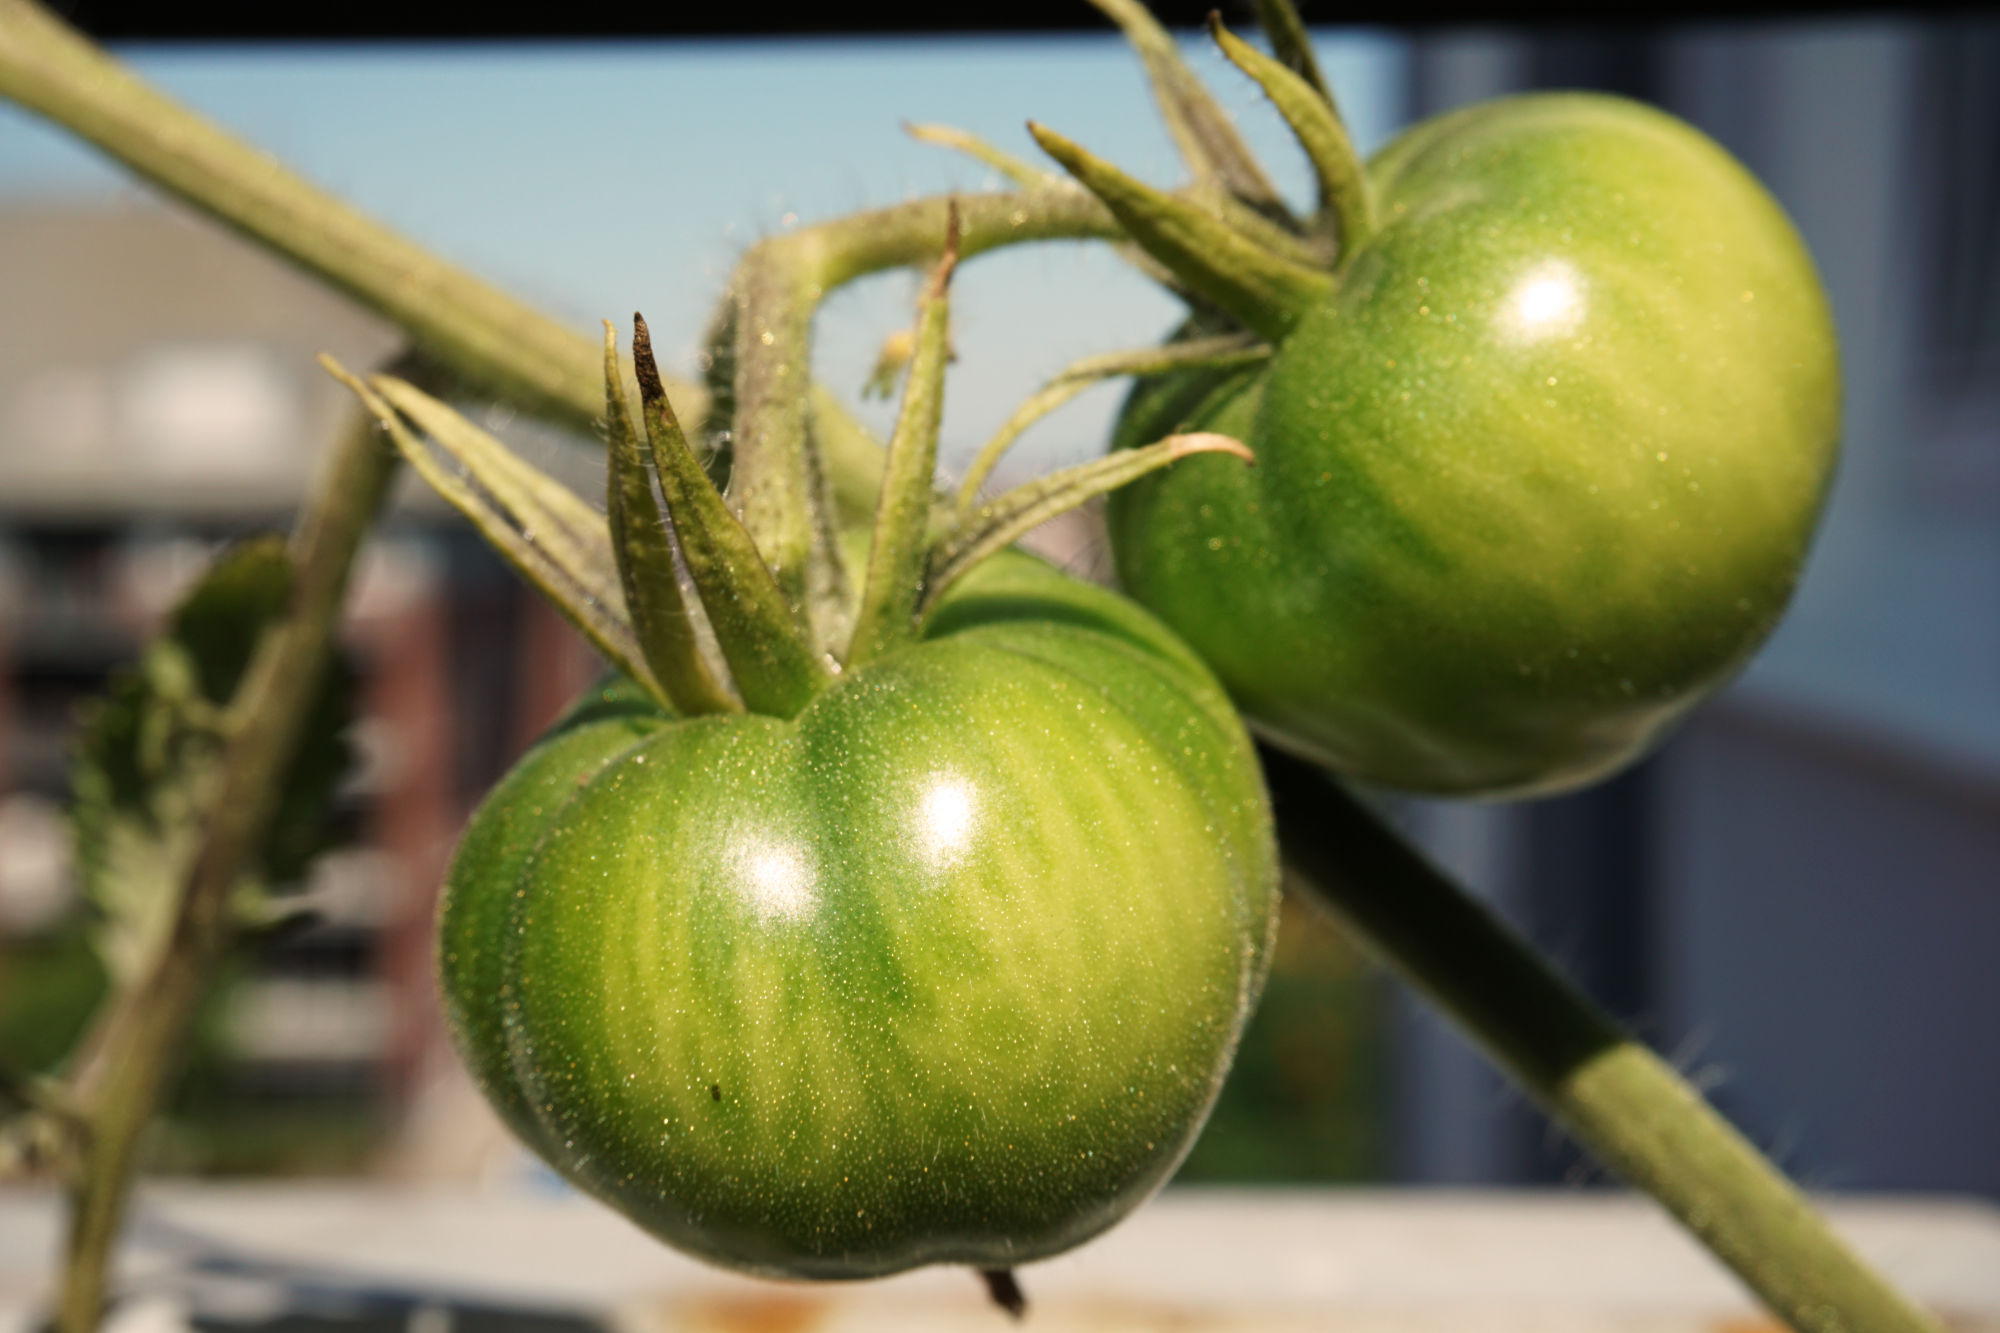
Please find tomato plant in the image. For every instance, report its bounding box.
[3,3,1941,1329]
[1063,84,1839,797]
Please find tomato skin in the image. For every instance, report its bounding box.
[435,676,664,1161]
[1108,93,1840,797]
[437,552,1276,1277]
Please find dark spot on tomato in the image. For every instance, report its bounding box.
[711,1083,722,1101]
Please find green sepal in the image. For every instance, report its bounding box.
[846,230,959,667]
[1210,16,1374,260]
[631,315,833,718]
[69,537,355,989]
[810,386,891,530]
[601,324,739,717]
[322,359,663,699]
[904,122,1052,190]
[925,432,1254,617]
[1029,123,1333,342]
[1249,0,1332,102]
[1085,0,1283,216]
[954,332,1268,518]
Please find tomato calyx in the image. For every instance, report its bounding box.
[326,208,1250,721]
[1027,13,1376,341]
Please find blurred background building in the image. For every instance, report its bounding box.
[0,11,1994,1198]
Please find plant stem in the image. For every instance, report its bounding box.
[1258,745,1944,1333]
[55,403,401,1333]
[727,185,1121,646]
[0,0,687,429]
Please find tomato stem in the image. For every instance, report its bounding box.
[53,365,409,1333]
[722,187,1122,644]
[0,0,696,434]
[978,1268,1028,1321]
[1029,122,1332,343]
[1208,15,1376,261]
[848,217,962,667]
[1262,747,1946,1333]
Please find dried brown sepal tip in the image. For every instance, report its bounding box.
[928,202,963,301]
[979,1267,1027,1320]
[630,312,673,416]
[1165,430,1255,464]
[625,311,832,718]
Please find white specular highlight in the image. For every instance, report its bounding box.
[1501,261,1586,341]
[916,775,978,869]
[736,840,817,921]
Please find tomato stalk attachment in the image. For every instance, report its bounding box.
[904,121,1053,190]
[1248,0,1331,103]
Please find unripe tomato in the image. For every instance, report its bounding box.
[438,551,1278,1277]
[1108,93,1840,797]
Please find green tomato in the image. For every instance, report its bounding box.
[438,550,1277,1278]
[1108,93,1840,797]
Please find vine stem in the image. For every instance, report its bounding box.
[1260,746,1944,1333]
[54,403,402,1333]
[0,0,690,429]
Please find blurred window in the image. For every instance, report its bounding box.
[120,342,298,477]
[1921,19,2000,393]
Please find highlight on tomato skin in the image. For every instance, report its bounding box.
[438,552,1280,1279]
[1105,92,1841,799]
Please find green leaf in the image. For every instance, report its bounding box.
[69,538,355,988]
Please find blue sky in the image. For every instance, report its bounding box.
[0,32,1409,480]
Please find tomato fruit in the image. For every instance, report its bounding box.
[1106,93,1840,797]
[438,551,1278,1278]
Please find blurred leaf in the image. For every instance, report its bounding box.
[68,537,355,990]
[1176,886,1390,1183]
